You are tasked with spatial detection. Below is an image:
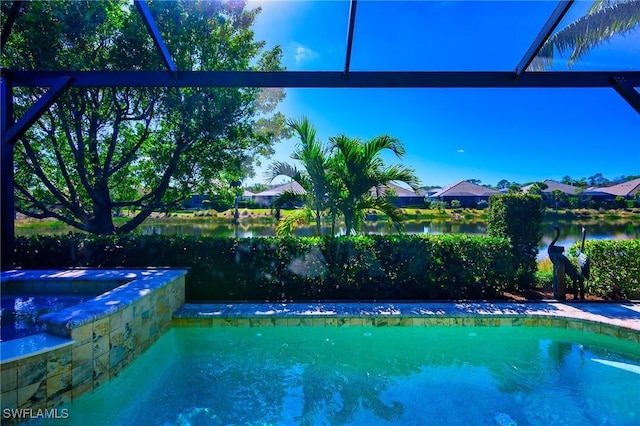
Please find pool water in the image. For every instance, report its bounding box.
[38,325,639,426]
[0,295,89,342]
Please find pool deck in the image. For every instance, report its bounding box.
[174,301,640,335]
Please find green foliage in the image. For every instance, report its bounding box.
[266,117,334,236]
[267,118,421,236]
[535,258,554,289]
[14,234,515,301]
[568,239,640,299]
[507,184,522,194]
[487,193,545,289]
[431,201,447,212]
[531,0,640,70]
[329,135,421,235]
[3,0,287,234]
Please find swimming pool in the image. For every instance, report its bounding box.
[0,278,124,342]
[34,325,639,425]
[0,294,89,342]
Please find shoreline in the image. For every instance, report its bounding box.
[14,207,640,230]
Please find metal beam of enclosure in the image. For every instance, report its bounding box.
[344,0,358,76]
[515,0,574,76]
[611,77,640,115]
[134,0,178,79]
[1,79,15,269]
[4,70,640,89]
[2,77,72,146]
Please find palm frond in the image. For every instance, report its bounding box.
[271,189,307,211]
[264,160,299,183]
[287,116,317,151]
[359,196,405,233]
[380,165,422,191]
[531,0,640,70]
[275,207,313,237]
[365,135,405,160]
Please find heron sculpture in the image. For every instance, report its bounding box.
[576,226,590,281]
[548,226,585,300]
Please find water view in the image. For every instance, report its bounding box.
[15,217,639,260]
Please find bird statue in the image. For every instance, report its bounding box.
[548,226,585,300]
[576,226,590,281]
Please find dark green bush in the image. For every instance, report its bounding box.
[487,193,544,290]
[13,234,515,301]
[569,239,640,299]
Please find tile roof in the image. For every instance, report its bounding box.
[521,179,581,195]
[369,182,421,198]
[431,181,498,197]
[254,181,306,197]
[584,178,640,197]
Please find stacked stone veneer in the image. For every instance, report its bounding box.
[173,302,640,343]
[1,269,187,422]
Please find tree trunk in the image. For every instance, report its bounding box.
[89,186,116,234]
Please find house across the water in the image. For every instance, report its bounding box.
[430,181,498,207]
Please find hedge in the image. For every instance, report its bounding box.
[487,193,545,290]
[569,239,640,299]
[13,234,515,301]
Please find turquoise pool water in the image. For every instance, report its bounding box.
[35,326,639,425]
[0,295,89,342]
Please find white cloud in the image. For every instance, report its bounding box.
[456,149,465,154]
[294,44,319,64]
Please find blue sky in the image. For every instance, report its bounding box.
[246,0,640,188]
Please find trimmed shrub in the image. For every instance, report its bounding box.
[487,193,545,290]
[13,234,515,301]
[569,239,640,299]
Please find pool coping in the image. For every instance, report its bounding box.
[174,301,640,340]
[1,268,188,363]
[1,268,187,330]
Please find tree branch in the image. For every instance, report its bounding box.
[18,138,86,219]
[39,112,79,203]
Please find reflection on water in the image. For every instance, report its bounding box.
[16,217,639,258]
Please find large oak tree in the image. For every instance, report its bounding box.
[2,0,287,234]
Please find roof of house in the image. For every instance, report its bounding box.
[584,178,640,197]
[521,179,580,195]
[425,188,443,195]
[254,181,306,197]
[431,181,498,198]
[369,182,422,198]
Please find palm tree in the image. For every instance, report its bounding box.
[530,0,640,70]
[328,134,421,235]
[265,117,332,237]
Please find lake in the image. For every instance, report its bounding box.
[15,216,639,260]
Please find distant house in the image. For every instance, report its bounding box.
[253,181,425,208]
[253,181,306,207]
[183,194,209,209]
[521,179,581,205]
[583,178,640,202]
[431,181,498,207]
[522,179,581,200]
[184,189,255,210]
[425,188,443,201]
[370,183,425,207]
